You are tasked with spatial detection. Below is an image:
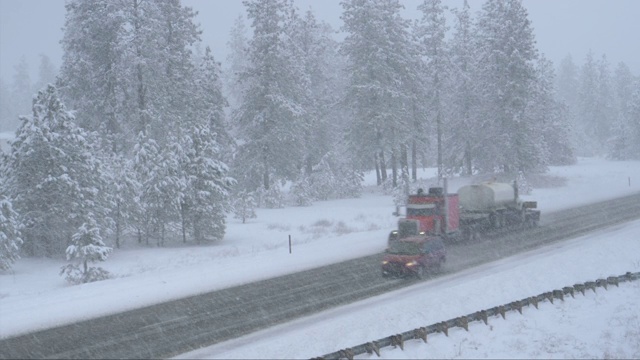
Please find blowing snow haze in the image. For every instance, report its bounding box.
[1,0,640,358]
[1,0,639,82]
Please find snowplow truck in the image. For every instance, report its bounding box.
[389,181,540,243]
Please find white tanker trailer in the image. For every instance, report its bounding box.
[457,181,540,241]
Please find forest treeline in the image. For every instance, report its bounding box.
[1,0,639,281]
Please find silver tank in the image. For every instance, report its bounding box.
[458,182,516,211]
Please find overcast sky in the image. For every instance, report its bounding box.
[1,0,639,83]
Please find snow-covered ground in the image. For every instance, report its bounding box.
[1,157,640,359]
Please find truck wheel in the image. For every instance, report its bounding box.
[388,231,399,244]
[490,213,498,228]
[462,228,472,242]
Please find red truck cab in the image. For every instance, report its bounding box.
[381,235,446,278]
[406,187,459,237]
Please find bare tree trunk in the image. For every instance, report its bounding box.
[115,201,121,249]
[391,147,398,188]
[374,153,381,186]
[412,140,417,181]
[379,150,387,183]
[180,201,187,244]
[465,141,472,176]
[437,109,443,183]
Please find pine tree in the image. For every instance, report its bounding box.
[60,218,112,284]
[309,155,336,201]
[131,129,161,246]
[446,0,479,176]
[11,56,32,130]
[183,125,234,243]
[224,15,251,111]
[34,54,58,92]
[290,172,314,206]
[5,85,111,257]
[577,51,601,156]
[104,154,140,249]
[415,0,449,181]
[530,56,574,166]
[0,78,16,132]
[0,194,22,271]
[610,63,640,159]
[289,10,332,177]
[235,0,306,192]
[594,55,614,147]
[474,0,540,173]
[232,190,257,224]
[59,0,130,151]
[196,47,234,163]
[629,78,640,159]
[340,0,418,187]
[555,55,585,156]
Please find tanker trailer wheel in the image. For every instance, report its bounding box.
[388,230,399,244]
[463,227,481,242]
[462,228,472,242]
[490,212,505,229]
[525,216,538,229]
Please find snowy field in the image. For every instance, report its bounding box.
[1,157,640,359]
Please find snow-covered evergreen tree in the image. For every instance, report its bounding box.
[234,0,306,193]
[104,154,140,249]
[531,56,575,166]
[309,155,336,201]
[232,190,257,224]
[60,218,112,284]
[628,78,640,159]
[555,55,586,156]
[289,10,334,177]
[609,64,640,160]
[131,129,161,246]
[59,0,130,152]
[34,54,58,93]
[0,194,22,271]
[443,0,478,176]
[142,134,181,247]
[577,51,602,156]
[415,0,449,181]
[290,172,313,207]
[340,0,418,187]
[473,0,540,173]
[183,125,235,243]
[224,15,251,111]
[5,85,111,257]
[0,78,15,132]
[195,46,234,163]
[9,56,32,131]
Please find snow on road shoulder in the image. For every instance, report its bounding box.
[179,220,640,359]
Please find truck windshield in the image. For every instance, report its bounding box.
[387,241,422,255]
[406,207,439,216]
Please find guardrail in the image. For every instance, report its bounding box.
[313,271,640,360]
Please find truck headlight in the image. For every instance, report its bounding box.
[382,260,389,265]
[406,260,417,267]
